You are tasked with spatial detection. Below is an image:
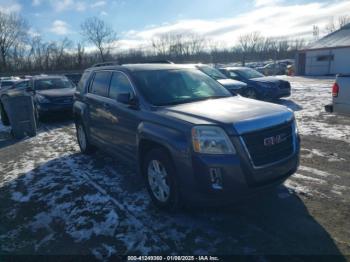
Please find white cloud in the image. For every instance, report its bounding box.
[32,0,41,6]
[28,28,41,37]
[117,0,350,50]
[51,0,86,12]
[50,20,71,35]
[91,1,106,8]
[100,11,108,16]
[0,0,22,13]
[254,0,282,7]
[50,0,108,12]
[76,1,86,11]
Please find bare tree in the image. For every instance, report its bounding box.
[238,32,263,65]
[0,11,28,70]
[76,43,85,68]
[324,15,349,35]
[80,17,116,62]
[325,18,336,34]
[338,15,350,28]
[312,25,320,40]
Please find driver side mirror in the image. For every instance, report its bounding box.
[117,93,138,108]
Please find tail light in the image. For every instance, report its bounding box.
[332,83,339,97]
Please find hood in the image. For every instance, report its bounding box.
[159,96,294,135]
[36,88,75,97]
[250,76,281,84]
[217,79,247,89]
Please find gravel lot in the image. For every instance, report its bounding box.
[0,76,349,259]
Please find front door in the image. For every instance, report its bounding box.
[104,71,139,160]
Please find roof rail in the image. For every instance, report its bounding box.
[123,60,174,65]
[145,60,174,64]
[92,61,120,67]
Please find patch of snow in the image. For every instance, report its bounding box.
[301,148,345,162]
[293,173,326,184]
[298,165,336,178]
[278,76,350,143]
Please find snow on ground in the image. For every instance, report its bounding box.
[277,76,350,142]
[0,76,350,258]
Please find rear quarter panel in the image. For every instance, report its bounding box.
[334,76,350,116]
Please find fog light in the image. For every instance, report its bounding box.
[210,168,223,190]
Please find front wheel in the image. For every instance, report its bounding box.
[75,121,95,154]
[143,148,180,210]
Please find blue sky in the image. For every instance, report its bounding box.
[0,0,349,50]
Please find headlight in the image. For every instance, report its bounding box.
[192,126,236,154]
[36,94,50,103]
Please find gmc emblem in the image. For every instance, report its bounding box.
[264,133,287,146]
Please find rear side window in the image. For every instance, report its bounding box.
[109,72,134,100]
[89,71,112,97]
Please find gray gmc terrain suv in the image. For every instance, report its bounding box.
[74,63,300,209]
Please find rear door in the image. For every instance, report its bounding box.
[85,71,113,143]
[104,71,139,159]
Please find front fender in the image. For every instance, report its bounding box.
[137,121,190,158]
[136,121,192,181]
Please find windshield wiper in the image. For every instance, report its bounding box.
[160,96,229,106]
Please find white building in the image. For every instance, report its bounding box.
[296,23,350,76]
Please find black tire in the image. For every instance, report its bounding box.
[143,148,180,210]
[0,103,10,126]
[75,120,95,154]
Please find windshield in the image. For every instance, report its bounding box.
[236,68,264,79]
[133,69,231,106]
[197,65,227,80]
[1,81,17,87]
[34,78,74,91]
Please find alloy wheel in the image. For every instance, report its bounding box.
[147,160,170,202]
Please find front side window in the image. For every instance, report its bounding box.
[34,78,74,91]
[133,69,231,106]
[109,72,134,100]
[89,71,112,97]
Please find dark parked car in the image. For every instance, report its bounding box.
[0,76,75,124]
[185,64,248,95]
[219,67,291,100]
[74,63,300,209]
[0,77,20,90]
[30,75,75,119]
[255,63,287,76]
[0,80,31,125]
